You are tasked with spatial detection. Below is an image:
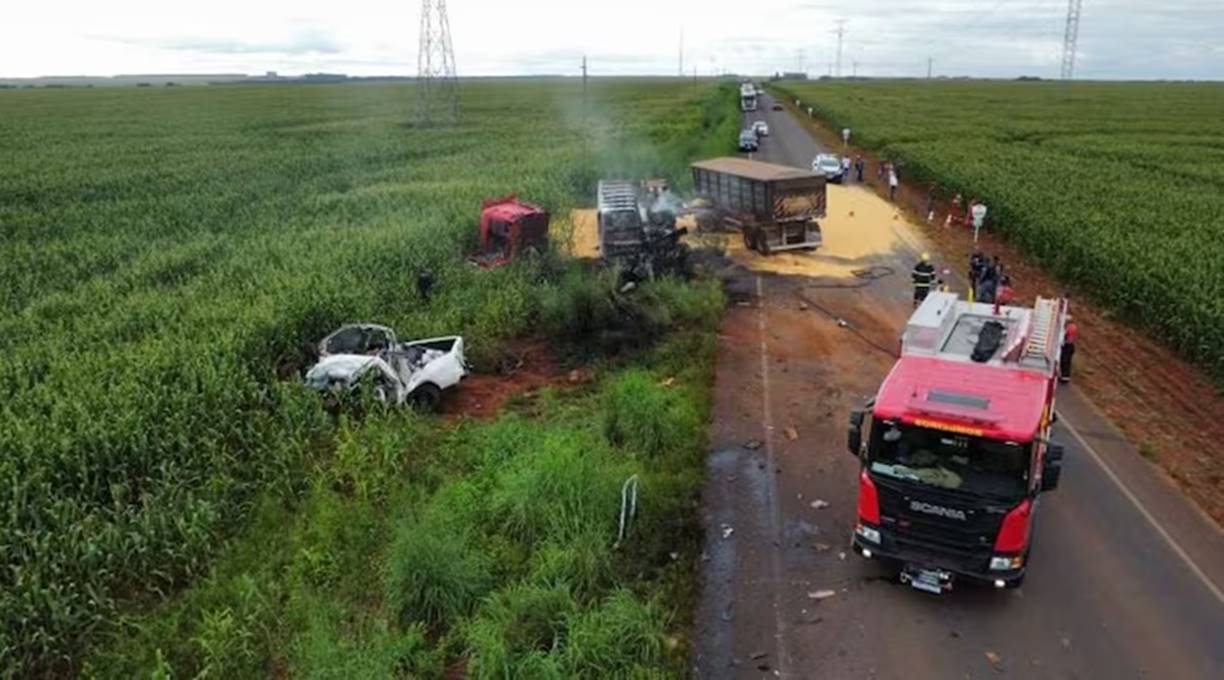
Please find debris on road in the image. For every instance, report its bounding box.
[784,426,799,441]
[985,650,1004,670]
[813,542,831,552]
[807,589,836,601]
[721,524,735,539]
[743,438,763,450]
[810,499,830,509]
[750,651,768,660]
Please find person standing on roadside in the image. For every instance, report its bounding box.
[841,155,852,183]
[968,250,985,300]
[997,275,1016,305]
[1060,316,1079,383]
[855,155,865,182]
[888,166,899,201]
[975,255,999,303]
[911,252,936,307]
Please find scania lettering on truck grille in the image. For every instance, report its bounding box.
[846,292,1070,593]
[909,501,967,521]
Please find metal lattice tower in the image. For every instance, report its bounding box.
[834,20,846,78]
[1059,0,1083,80]
[417,0,458,125]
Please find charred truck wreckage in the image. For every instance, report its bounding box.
[596,179,691,285]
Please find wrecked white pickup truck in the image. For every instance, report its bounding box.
[304,323,467,411]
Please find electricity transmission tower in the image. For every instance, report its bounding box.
[1059,0,1083,80]
[417,0,458,125]
[834,20,847,78]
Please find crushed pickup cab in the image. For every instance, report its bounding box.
[306,324,466,410]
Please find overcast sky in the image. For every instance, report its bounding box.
[3,0,1221,80]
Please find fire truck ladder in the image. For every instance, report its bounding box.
[1021,297,1060,368]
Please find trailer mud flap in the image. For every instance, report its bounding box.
[901,564,954,594]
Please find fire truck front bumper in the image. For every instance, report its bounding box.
[850,526,1026,591]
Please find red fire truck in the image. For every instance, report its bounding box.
[847,292,1068,593]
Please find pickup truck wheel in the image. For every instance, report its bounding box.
[410,383,442,412]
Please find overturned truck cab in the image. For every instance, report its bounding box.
[846,293,1069,593]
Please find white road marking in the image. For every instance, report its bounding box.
[756,274,793,676]
[1062,418,1224,605]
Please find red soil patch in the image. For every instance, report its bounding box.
[441,339,572,420]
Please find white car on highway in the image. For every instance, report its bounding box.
[752,120,770,137]
[812,153,844,183]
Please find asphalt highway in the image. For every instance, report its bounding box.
[692,90,1224,679]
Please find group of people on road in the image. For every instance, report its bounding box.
[968,250,1012,305]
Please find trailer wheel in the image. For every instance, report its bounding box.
[758,237,772,256]
[410,383,442,413]
[742,229,754,250]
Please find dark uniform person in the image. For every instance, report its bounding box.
[417,271,435,302]
[911,252,937,307]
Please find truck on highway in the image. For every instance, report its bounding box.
[847,292,1069,593]
[691,157,824,254]
[740,82,758,112]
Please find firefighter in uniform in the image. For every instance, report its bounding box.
[911,253,936,307]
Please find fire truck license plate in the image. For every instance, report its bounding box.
[905,567,951,594]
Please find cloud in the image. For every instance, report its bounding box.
[109,27,342,56]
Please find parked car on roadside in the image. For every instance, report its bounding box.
[812,153,844,183]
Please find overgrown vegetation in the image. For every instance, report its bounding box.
[0,78,738,673]
[774,80,1224,382]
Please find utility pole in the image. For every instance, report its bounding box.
[1060,0,1084,80]
[834,19,847,78]
[678,29,684,77]
[852,60,858,78]
[927,56,933,80]
[416,0,459,125]
[581,55,588,124]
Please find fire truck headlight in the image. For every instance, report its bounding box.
[855,524,881,544]
[990,555,1023,571]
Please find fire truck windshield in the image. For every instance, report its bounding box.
[867,421,1030,501]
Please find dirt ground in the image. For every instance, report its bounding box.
[786,107,1224,527]
[441,339,571,420]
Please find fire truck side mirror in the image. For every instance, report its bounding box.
[1042,443,1065,492]
[848,410,865,457]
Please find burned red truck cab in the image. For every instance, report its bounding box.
[847,292,1068,593]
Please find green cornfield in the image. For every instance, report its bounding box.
[0,78,737,673]
[775,80,1224,382]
